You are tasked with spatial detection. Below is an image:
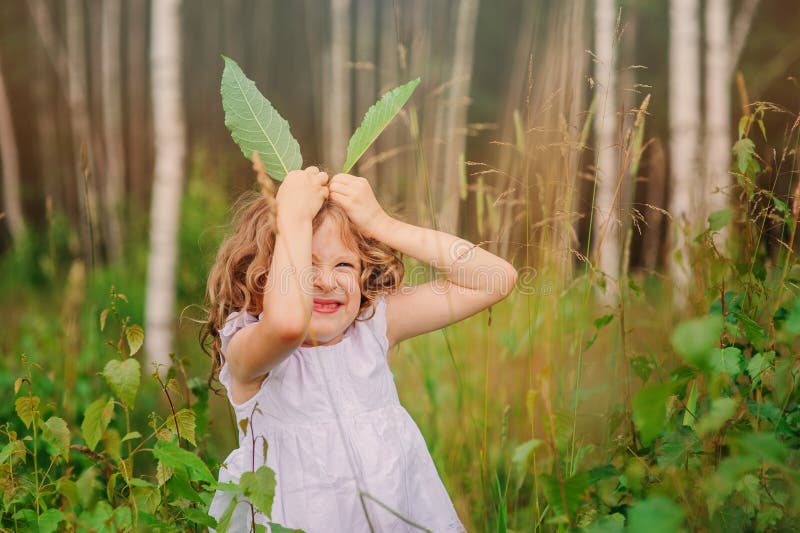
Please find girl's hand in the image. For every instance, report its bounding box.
[276,166,329,222]
[328,173,390,238]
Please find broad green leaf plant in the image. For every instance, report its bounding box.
[221,55,419,180]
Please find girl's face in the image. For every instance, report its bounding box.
[301,216,362,346]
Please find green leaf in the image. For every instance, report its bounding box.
[780,299,800,335]
[103,358,141,407]
[216,495,240,533]
[732,138,756,174]
[167,408,197,446]
[152,439,215,484]
[81,396,115,452]
[593,314,614,328]
[184,506,218,528]
[670,315,722,369]
[42,416,70,460]
[37,508,65,533]
[628,496,685,533]
[15,396,39,428]
[342,78,420,173]
[658,427,701,468]
[733,312,767,348]
[121,431,142,443]
[731,432,788,464]
[166,471,204,503]
[240,465,277,516]
[221,56,302,181]
[540,471,591,520]
[633,381,675,446]
[125,325,144,356]
[0,441,14,465]
[696,397,739,436]
[708,209,733,231]
[710,347,743,376]
[511,438,542,480]
[133,486,161,514]
[747,351,775,383]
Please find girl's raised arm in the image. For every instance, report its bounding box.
[224,167,328,402]
[329,174,518,349]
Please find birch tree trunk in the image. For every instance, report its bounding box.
[101,0,125,262]
[704,0,730,244]
[325,0,351,171]
[145,0,186,372]
[705,0,761,248]
[669,0,701,308]
[0,60,25,242]
[592,0,620,286]
[436,0,479,234]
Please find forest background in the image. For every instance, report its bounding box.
[1,0,800,531]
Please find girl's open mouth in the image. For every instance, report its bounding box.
[313,299,343,314]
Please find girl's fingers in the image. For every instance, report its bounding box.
[305,166,319,175]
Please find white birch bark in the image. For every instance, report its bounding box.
[0,61,25,242]
[326,0,351,171]
[101,0,125,262]
[704,0,761,248]
[592,0,620,285]
[669,0,701,308]
[437,0,480,234]
[704,0,731,242]
[145,0,186,371]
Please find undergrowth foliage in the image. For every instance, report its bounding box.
[2,287,289,532]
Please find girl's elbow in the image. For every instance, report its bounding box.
[265,314,308,343]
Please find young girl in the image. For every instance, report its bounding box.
[204,166,517,532]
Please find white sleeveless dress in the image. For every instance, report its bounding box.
[208,296,465,532]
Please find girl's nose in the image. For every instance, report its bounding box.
[313,266,336,292]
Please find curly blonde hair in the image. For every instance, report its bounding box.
[200,188,405,388]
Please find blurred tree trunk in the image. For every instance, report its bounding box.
[642,138,667,271]
[101,0,124,262]
[592,0,620,289]
[0,59,25,242]
[325,0,351,170]
[376,0,401,209]
[127,0,150,208]
[704,0,730,246]
[354,0,376,178]
[29,0,102,266]
[669,0,701,308]
[704,0,761,250]
[66,0,102,267]
[496,0,537,259]
[31,32,62,217]
[435,0,479,235]
[145,0,186,372]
